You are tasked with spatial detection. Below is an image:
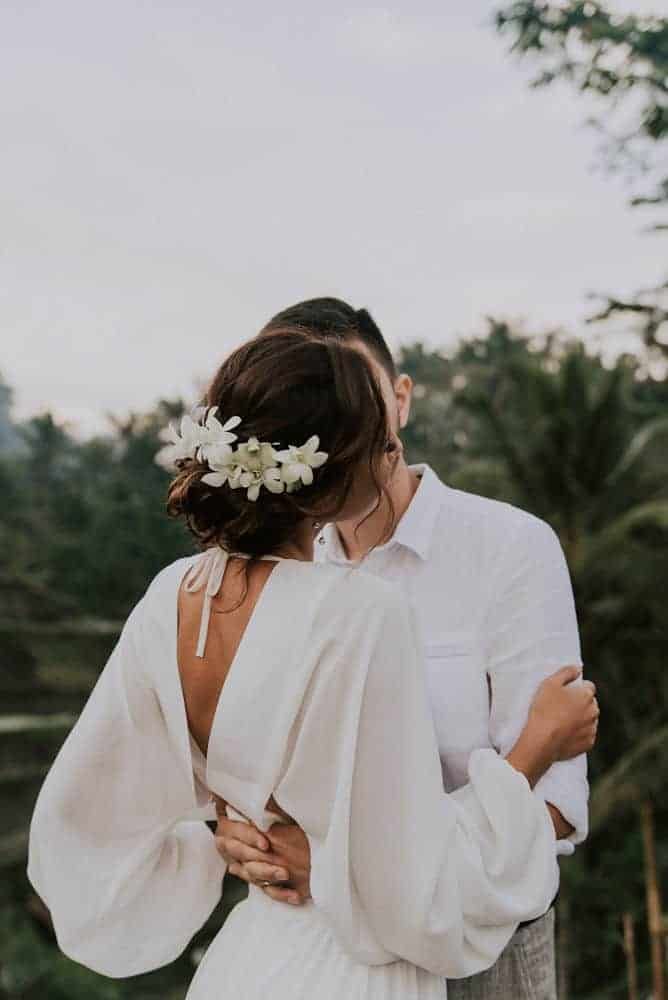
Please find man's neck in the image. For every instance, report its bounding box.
[335,461,421,563]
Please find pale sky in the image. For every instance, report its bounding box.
[2,1,664,437]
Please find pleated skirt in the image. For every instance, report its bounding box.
[185,884,447,1000]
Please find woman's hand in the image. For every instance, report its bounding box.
[530,666,599,760]
[506,665,599,787]
[213,797,312,906]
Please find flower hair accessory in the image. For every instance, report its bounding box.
[155,406,328,502]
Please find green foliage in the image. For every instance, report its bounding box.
[495,2,668,205]
[5,402,195,621]
[495,1,668,357]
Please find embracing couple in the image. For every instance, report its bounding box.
[28,297,598,999]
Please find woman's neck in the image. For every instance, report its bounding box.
[336,460,420,564]
[270,519,318,562]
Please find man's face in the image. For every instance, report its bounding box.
[332,343,410,525]
[357,344,402,436]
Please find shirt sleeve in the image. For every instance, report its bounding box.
[275,580,560,978]
[26,597,227,978]
[485,514,589,855]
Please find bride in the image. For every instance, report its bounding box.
[27,327,598,998]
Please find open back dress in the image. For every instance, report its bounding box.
[27,547,558,999]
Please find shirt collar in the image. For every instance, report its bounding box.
[321,463,445,564]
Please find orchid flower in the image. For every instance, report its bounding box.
[276,436,328,487]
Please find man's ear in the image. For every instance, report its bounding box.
[394,374,413,429]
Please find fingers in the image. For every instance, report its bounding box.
[226,862,252,884]
[242,861,290,884]
[225,862,304,905]
[262,884,305,906]
[215,817,269,852]
[215,835,275,867]
[576,715,599,753]
[227,861,289,883]
[550,665,582,686]
[587,699,600,722]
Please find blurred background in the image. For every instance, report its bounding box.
[1,1,667,997]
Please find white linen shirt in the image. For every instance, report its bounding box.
[318,464,588,856]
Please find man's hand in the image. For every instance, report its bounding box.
[213,797,312,906]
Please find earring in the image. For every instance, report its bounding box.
[313,520,326,546]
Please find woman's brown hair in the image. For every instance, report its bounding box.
[166,327,393,557]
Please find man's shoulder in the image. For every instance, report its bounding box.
[438,481,547,533]
[434,481,559,561]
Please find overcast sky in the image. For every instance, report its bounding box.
[2,1,664,437]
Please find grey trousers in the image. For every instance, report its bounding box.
[445,908,557,1000]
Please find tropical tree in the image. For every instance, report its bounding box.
[495,0,668,358]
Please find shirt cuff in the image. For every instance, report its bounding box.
[533,769,589,857]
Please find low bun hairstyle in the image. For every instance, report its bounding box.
[165,327,391,557]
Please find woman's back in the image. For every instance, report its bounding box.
[27,545,559,997]
[177,554,281,760]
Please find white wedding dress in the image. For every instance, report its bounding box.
[27,547,558,998]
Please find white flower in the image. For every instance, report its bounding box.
[262,466,285,495]
[197,409,241,465]
[233,439,286,501]
[156,410,328,503]
[276,435,328,487]
[200,446,237,488]
[155,414,204,469]
[235,437,279,472]
[201,434,287,501]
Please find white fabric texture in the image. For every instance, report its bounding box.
[319,465,589,855]
[28,548,559,995]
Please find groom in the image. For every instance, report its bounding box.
[214,297,589,998]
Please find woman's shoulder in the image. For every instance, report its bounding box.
[124,555,198,630]
[142,554,198,601]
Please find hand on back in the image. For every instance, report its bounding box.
[213,797,312,906]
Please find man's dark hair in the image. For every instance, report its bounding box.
[261,297,397,380]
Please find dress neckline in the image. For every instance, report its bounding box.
[181,547,282,658]
[175,548,292,798]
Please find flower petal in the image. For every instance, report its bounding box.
[223,415,242,432]
[204,442,235,468]
[263,468,284,493]
[154,445,176,469]
[157,424,177,444]
[201,471,228,488]
[301,465,314,486]
[281,463,301,484]
[247,483,260,501]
